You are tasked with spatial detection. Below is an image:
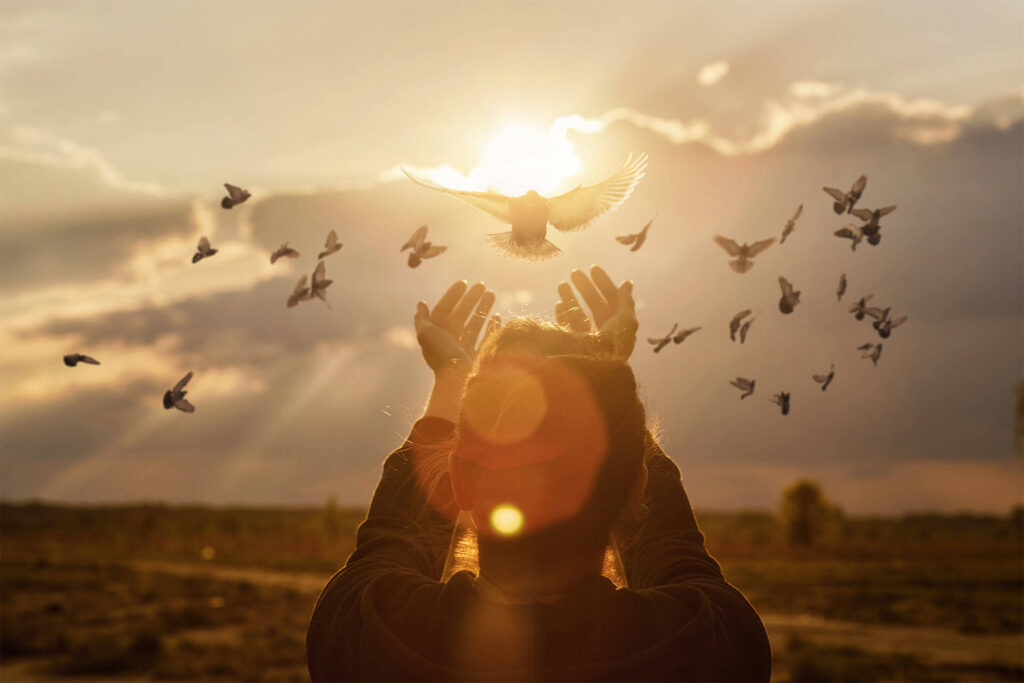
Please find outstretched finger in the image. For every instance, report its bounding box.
[414,301,431,334]
[431,280,468,325]
[616,280,636,311]
[558,281,591,332]
[591,266,619,307]
[461,290,495,350]
[555,301,569,327]
[449,281,486,333]
[481,313,502,349]
[571,269,610,327]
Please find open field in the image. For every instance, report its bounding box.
[2,503,1021,681]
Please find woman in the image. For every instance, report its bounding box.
[307,266,771,681]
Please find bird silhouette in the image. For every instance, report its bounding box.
[849,294,876,321]
[286,274,312,308]
[270,242,300,264]
[858,343,883,365]
[730,377,756,399]
[778,277,801,314]
[834,224,865,251]
[221,183,251,210]
[163,372,195,412]
[871,309,908,339]
[318,230,343,259]
[647,323,678,353]
[823,174,867,214]
[402,153,647,261]
[616,217,654,252]
[400,225,447,268]
[852,205,897,246]
[837,273,848,302]
[63,353,100,367]
[813,364,835,391]
[192,236,218,264]
[779,204,803,244]
[769,391,791,415]
[729,309,752,342]
[713,236,775,273]
[673,326,702,345]
[310,261,333,309]
[738,315,758,344]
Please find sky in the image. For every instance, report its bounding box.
[1,0,1022,514]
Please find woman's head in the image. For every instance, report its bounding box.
[450,318,647,552]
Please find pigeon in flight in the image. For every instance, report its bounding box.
[730,377,756,399]
[713,236,776,273]
[779,204,803,244]
[192,236,218,264]
[221,183,251,210]
[778,277,801,314]
[738,315,758,344]
[871,309,908,339]
[834,224,865,251]
[63,353,100,367]
[286,274,312,308]
[616,217,654,252]
[858,343,883,365]
[849,294,876,321]
[813,364,835,391]
[852,206,897,246]
[401,225,448,268]
[318,230,343,259]
[673,326,702,345]
[823,175,867,214]
[769,391,791,415]
[837,273,848,302]
[729,309,752,342]
[163,372,195,413]
[402,153,647,261]
[270,242,300,264]
[310,261,333,309]
[648,323,678,353]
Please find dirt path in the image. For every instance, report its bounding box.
[132,560,1023,669]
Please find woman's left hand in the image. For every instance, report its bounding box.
[414,280,500,376]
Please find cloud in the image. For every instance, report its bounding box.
[697,59,730,86]
[789,80,843,99]
[98,109,122,125]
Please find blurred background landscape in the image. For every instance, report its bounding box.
[1,0,1021,680]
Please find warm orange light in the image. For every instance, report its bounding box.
[490,504,524,536]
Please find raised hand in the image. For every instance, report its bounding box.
[555,265,638,359]
[414,280,500,375]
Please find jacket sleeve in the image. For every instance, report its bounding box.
[615,433,773,681]
[306,417,458,681]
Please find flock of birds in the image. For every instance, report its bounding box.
[61,163,906,417]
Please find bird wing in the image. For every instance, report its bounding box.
[546,153,647,233]
[812,374,827,383]
[877,205,897,217]
[402,169,512,222]
[224,183,244,201]
[80,355,100,365]
[857,343,874,351]
[174,397,196,413]
[401,225,428,252]
[739,319,754,343]
[312,261,326,287]
[851,208,873,221]
[888,315,908,328]
[198,236,211,251]
[420,245,447,259]
[292,274,308,294]
[791,204,803,221]
[823,187,846,202]
[731,378,752,390]
[863,306,886,320]
[713,235,742,256]
[732,309,752,324]
[615,234,637,245]
[851,175,867,195]
[746,238,776,258]
[325,230,338,248]
[174,371,193,393]
[778,277,794,297]
[646,337,666,345]
[673,326,701,343]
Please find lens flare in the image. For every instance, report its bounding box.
[467,124,581,196]
[490,504,524,536]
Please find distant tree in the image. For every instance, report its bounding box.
[779,479,839,546]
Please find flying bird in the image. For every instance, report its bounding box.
[648,323,678,353]
[779,204,803,244]
[221,183,251,210]
[729,309,752,342]
[848,294,876,321]
[616,217,654,252]
[738,315,757,344]
[837,273,848,302]
[713,236,775,273]
[402,153,648,261]
[858,343,883,365]
[318,230,343,259]
[286,274,312,308]
[872,309,908,339]
[834,224,865,251]
[310,261,333,309]
[852,206,897,246]
[778,277,801,314]
[730,377,756,399]
[192,236,218,264]
[63,353,100,367]
[673,326,702,345]
[823,175,867,214]
[769,391,791,415]
[400,225,447,268]
[270,242,300,264]
[813,364,835,391]
[163,371,195,413]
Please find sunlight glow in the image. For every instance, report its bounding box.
[490,504,524,536]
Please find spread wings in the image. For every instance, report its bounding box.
[746,238,776,258]
[823,187,846,202]
[292,274,308,294]
[713,235,741,256]
[402,169,512,223]
[173,371,193,394]
[420,245,447,259]
[546,153,648,232]
[850,174,867,195]
[224,183,247,201]
[779,277,795,297]
[401,225,428,251]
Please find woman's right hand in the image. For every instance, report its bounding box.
[555,265,638,360]
[414,280,500,376]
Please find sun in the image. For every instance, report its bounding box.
[465,124,582,197]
